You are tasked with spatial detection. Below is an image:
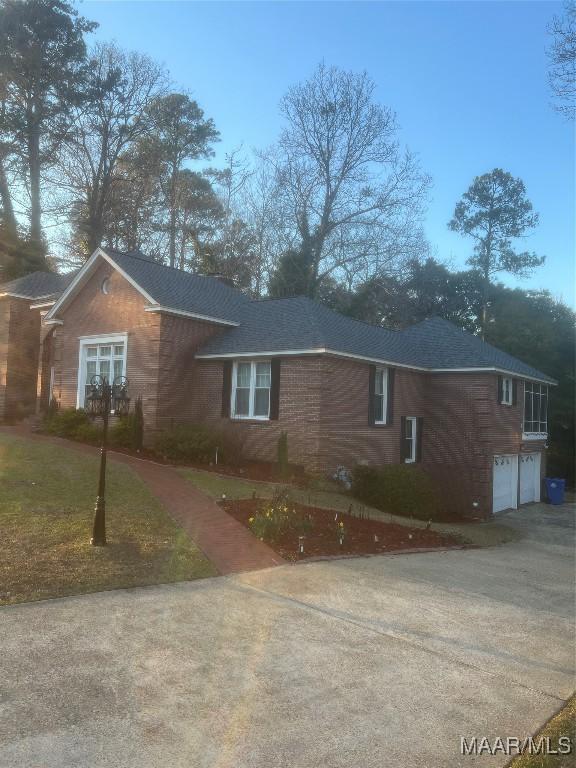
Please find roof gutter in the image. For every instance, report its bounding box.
[144,306,239,327]
[196,348,556,384]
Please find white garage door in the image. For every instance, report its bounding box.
[493,455,519,514]
[519,453,541,505]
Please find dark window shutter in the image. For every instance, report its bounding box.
[221,361,232,417]
[512,379,518,406]
[416,417,424,462]
[400,416,407,461]
[497,376,503,404]
[386,368,395,425]
[368,364,376,425]
[269,358,281,420]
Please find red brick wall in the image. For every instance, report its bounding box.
[189,354,543,517]
[422,373,546,517]
[190,356,324,469]
[51,261,163,427]
[0,297,41,421]
[317,357,426,470]
[156,314,226,428]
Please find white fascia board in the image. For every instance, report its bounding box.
[30,300,56,309]
[429,366,556,386]
[0,292,56,301]
[196,347,428,371]
[195,350,555,384]
[144,306,239,327]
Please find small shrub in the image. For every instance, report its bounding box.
[153,423,242,465]
[248,488,313,543]
[43,408,91,438]
[277,431,289,478]
[109,417,134,449]
[351,464,444,521]
[132,396,144,451]
[74,422,103,445]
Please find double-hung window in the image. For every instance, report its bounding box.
[77,335,127,408]
[523,382,548,436]
[501,377,513,405]
[232,361,271,419]
[374,367,389,424]
[404,416,417,463]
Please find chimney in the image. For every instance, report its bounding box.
[206,272,235,288]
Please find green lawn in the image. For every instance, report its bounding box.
[178,466,521,547]
[0,434,216,606]
[507,696,575,768]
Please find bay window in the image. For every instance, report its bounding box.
[523,381,548,436]
[232,360,271,419]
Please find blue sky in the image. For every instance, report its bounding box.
[83,1,575,306]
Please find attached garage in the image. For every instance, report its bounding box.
[519,452,541,504]
[492,451,543,514]
[492,455,519,514]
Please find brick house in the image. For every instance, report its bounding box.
[0,248,556,517]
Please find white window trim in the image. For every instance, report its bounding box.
[76,333,128,409]
[404,416,417,463]
[501,376,513,405]
[231,360,271,421]
[523,381,548,437]
[374,366,389,425]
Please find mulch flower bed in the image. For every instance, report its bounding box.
[220,498,466,562]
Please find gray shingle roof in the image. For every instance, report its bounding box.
[197,297,556,383]
[0,270,76,300]
[105,250,248,325]
[398,317,556,383]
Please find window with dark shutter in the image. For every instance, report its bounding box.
[269,359,281,420]
[416,417,424,462]
[221,361,232,417]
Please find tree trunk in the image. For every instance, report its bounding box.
[28,108,43,248]
[481,266,490,340]
[168,165,177,268]
[0,158,17,236]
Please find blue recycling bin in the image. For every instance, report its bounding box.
[545,478,566,505]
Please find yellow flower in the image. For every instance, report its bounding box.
[248,517,254,523]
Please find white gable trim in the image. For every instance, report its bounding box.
[44,248,157,323]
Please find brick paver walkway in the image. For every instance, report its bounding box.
[0,426,284,575]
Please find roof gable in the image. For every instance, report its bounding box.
[44,248,247,326]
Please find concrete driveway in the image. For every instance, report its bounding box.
[0,503,574,768]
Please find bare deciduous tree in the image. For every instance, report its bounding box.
[548,1,576,118]
[59,42,168,260]
[265,63,430,298]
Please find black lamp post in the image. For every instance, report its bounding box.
[85,375,130,546]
